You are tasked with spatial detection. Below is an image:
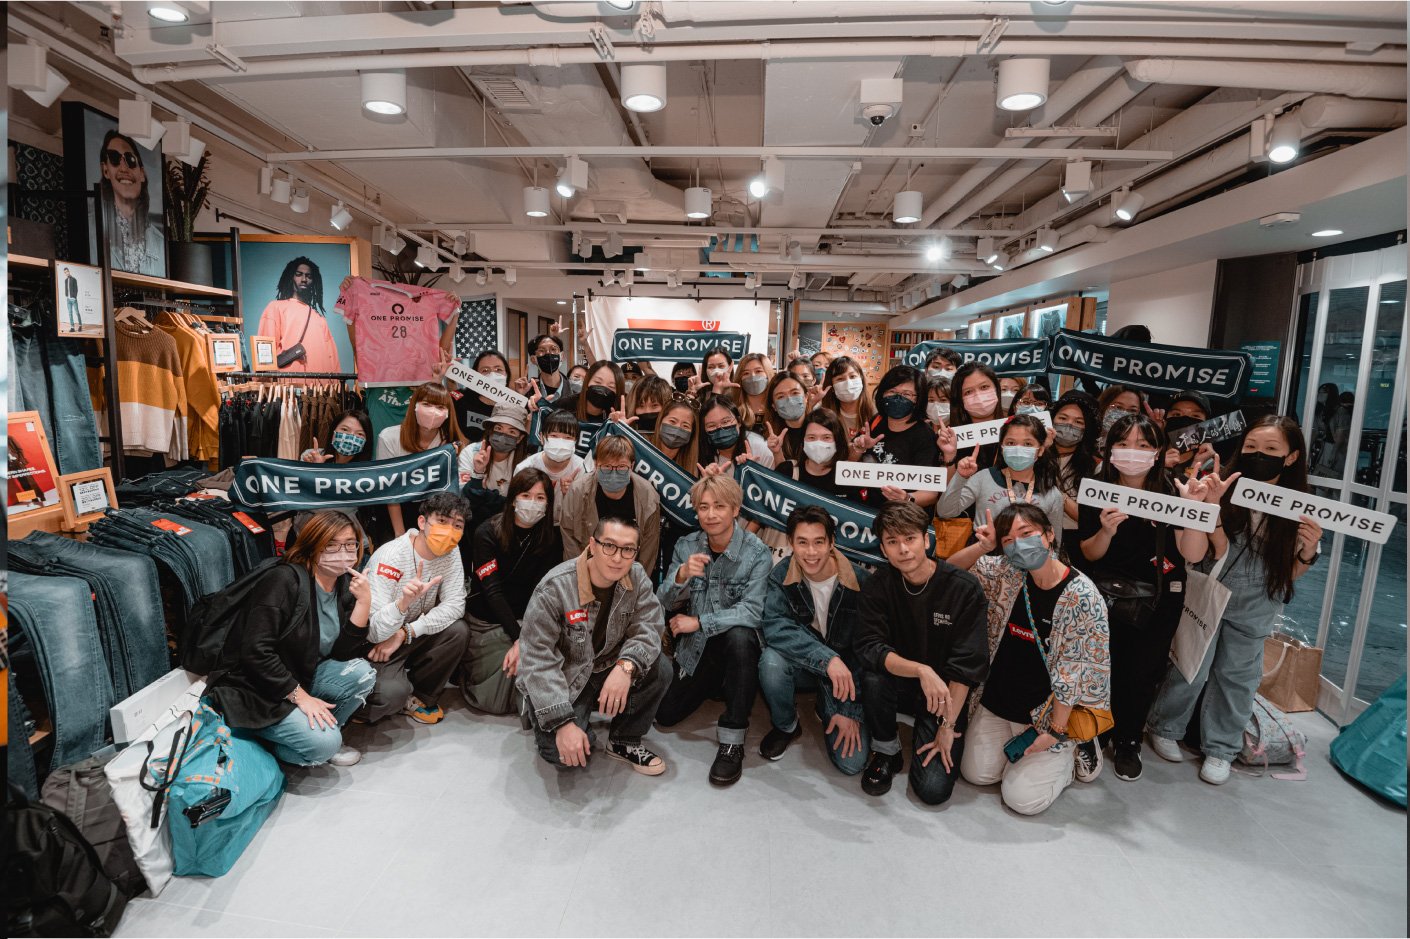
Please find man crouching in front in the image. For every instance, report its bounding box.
[518,517,673,774]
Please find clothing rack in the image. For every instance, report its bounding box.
[222,370,358,381]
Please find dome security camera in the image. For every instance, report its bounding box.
[863,103,895,126]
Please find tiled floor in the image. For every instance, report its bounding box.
[117,698,1407,938]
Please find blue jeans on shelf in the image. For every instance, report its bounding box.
[10,318,102,475]
[758,647,870,775]
[238,658,377,766]
[8,572,117,772]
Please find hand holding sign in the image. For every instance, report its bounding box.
[1297,516,1324,559]
[1099,506,1128,535]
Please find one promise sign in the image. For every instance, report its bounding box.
[1231,479,1397,544]
[611,328,749,362]
[232,445,458,511]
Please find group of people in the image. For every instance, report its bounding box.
[208,333,1324,816]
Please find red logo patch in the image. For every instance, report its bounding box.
[376,563,403,582]
[566,609,588,625]
[1007,622,1035,642]
[475,559,498,580]
[1151,555,1176,575]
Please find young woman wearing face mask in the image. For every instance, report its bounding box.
[671,361,700,396]
[1148,416,1322,786]
[924,377,952,429]
[556,359,625,429]
[734,353,775,437]
[1078,413,1212,782]
[1161,390,1218,475]
[853,365,941,508]
[1096,384,1147,439]
[762,371,809,464]
[461,468,561,715]
[774,408,859,503]
[452,350,513,444]
[1012,383,1051,417]
[923,348,960,387]
[210,511,378,768]
[516,410,585,518]
[938,413,1065,543]
[1050,391,1101,540]
[787,356,816,394]
[299,410,395,547]
[943,362,1007,471]
[528,333,566,401]
[701,346,739,400]
[819,356,876,441]
[565,363,589,397]
[651,400,700,474]
[946,503,1112,808]
[625,376,672,435]
[697,394,774,478]
[999,376,1028,414]
[462,403,530,496]
[378,382,467,537]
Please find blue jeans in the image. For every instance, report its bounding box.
[67,297,81,329]
[241,658,376,766]
[758,647,870,775]
[11,320,102,475]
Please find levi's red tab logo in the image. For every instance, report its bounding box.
[376,563,403,582]
[450,389,463,400]
[233,511,267,534]
[151,518,192,536]
[1007,622,1035,643]
[1152,555,1175,575]
[566,609,588,625]
[476,559,498,579]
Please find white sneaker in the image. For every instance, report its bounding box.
[329,745,362,767]
[1149,733,1186,763]
[1200,756,1231,785]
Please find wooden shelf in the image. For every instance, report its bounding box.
[113,270,234,297]
[9,253,50,268]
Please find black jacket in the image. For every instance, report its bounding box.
[464,515,561,640]
[855,561,991,688]
[206,562,360,729]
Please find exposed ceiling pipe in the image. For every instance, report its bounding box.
[1298,94,1408,128]
[914,56,1128,227]
[132,39,1407,85]
[933,71,1151,230]
[1125,59,1407,101]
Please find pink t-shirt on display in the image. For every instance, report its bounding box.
[335,276,459,385]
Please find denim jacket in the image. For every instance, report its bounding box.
[517,552,663,732]
[657,523,772,676]
[760,549,869,719]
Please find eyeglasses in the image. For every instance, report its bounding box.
[102,148,141,169]
[593,537,639,560]
[669,391,701,411]
[322,541,360,553]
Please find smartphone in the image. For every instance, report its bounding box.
[1004,727,1039,763]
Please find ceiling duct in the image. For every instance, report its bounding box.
[468,75,541,112]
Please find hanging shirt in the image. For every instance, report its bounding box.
[335,276,459,385]
[367,386,415,443]
[256,298,344,375]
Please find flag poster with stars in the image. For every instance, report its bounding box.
[454,295,500,361]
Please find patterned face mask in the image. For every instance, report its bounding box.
[331,431,365,456]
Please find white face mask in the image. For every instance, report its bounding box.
[833,376,863,403]
[1001,391,1016,409]
[483,371,508,387]
[927,401,950,423]
[514,497,547,526]
[707,366,729,380]
[542,437,576,462]
[803,439,837,464]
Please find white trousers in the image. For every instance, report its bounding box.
[960,705,1075,816]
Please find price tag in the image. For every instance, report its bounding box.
[151,518,193,536]
[232,511,267,535]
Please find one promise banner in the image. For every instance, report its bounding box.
[1232,479,1398,544]
[737,462,889,566]
[1048,329,1252,400]
[600,421,699,528]
[233,445,458,511]
[611,328,749,362]
[906,338,1048,376]
[1078,477,1219,533]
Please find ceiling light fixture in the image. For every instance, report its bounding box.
[951,273,970,289]
[523,186,550,218]
[603,0,637,9]
[329,201,353,230]
[749,156,784,200]
[604,231,623,258]
[996,57,1050,112]
[9,45,70,109]
[1061,159,1092,203]
[1311,228,1344,237]
[147,3,189,23]
[1112,187,1145,223]
[976,236,998,264]
[602,270,617,287]
[270,176,292,204]
[788,271,804,291]
[453,233,468,255]
[991,252,1011,272]
[289,189,310,214]
[1036,227,1058,252]
[744,273,757,290]
[685,186,713,220]
[556,299,567,305]
[1266,117,1301,164]
[361,69,407,116]
[621,268,634,287]
[620,63,667,112]
[449,264,466,284]
[476,269,488,286]
[414,244,437,268]
[924,238,950,262]
[893,190,923,224]
[555,155,589,198]
[503,267,517,286]
[666,271,681,289]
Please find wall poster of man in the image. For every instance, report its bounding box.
[62,102,167,277]
[234,236,363,378]
[52,260,106,338]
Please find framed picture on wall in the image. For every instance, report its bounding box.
[7,411,63,520]
[1029,303,1069,339]
[208,334,242,373]
[61,102,167,277]
[249,335,277,372]
[996,311,1027,339]
[58,467,118,528]
[969,319,992,340]
[51,260,105,338]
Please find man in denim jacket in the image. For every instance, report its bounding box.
[518,517,673,775]
[757,506,871,776]
[655,476,772,786]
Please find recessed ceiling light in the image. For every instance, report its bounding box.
[1311,229,1343,237]
[620,63,667,112]
[148,3,189,23]
[556,299,567,305]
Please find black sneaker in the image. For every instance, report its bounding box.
[606,741,666,776]
[1113,742,1143,781]
[1074,739,1103,783]
[759,725,803,761]
[709,743,745,785]
[861,751,904,796]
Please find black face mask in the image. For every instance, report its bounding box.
[635,412,659,433]
[1239,451,1288,482]
[585,385,618,411]
[1163,415,1201,436]
[536,353,561,375]
[673,375,692,393]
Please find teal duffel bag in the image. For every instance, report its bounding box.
[144,702,285,877]
[1329,673,1407,808]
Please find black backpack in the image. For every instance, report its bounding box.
[177,558,286,677]
[4,785,130,938]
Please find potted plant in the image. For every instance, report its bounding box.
[164,152,213,285]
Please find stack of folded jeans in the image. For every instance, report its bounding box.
[11,532,170,700]
[85,507,236,611]
[8,571,117,779]
[145,498,275,575]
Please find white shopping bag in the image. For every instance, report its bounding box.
[1170,553,1231,683]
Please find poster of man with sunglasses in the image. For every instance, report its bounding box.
[62,103,167,278]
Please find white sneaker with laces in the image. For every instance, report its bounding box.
[329,745,362,767]
[1149,733,1186,763]
[1200,756,1231,785]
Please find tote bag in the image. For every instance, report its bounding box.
[1258,633,1323,713]
[1170,553,1231,683]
